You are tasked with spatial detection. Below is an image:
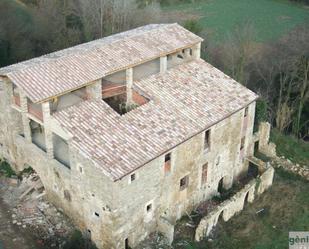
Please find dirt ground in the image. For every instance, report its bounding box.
[0,197,41,249]
[0,173,75,249]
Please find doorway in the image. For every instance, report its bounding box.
[125,238,130,249]
[218,177,224,194]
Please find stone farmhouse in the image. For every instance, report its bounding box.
[0,24,259,248]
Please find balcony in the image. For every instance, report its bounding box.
[30,120,46,152]
[167,50,191,70]
[133,58,160,81]
[12,95,21,107]
[53,134,70,169]
[102,70,126,99]
[51,87,88,113]
[12,84,21,107]
[102,80,126,99]
[28,100,43,122]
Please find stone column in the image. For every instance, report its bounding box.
[171,53,178,65]
[20,92,32,143]
[126,68,133,107]
[86,79,102,100]
[184,48,191,60]
[42,102,53,159]
[258,122,271,151]
[192,43,201,59]
[160,56,167,73]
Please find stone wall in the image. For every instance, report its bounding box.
[111,102,256,248]
[157,217,175,245]
[257,122,276,157]
[256,122,308,181]
[0,74,257,249]
[195,165,274,242]
[0,77,117,249]
[272,157,309,181]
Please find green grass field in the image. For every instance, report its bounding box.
[165,0,309,43]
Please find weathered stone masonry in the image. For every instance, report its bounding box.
[195,164,275,242]
[0,24,263,249]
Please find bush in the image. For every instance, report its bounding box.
[0,159,16,177]
[63,230,98,249]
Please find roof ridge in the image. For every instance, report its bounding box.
[4,23,203,102]
[1,23,175,76]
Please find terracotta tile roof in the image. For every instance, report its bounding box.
[53,59,258,181]
[0,24,202,103]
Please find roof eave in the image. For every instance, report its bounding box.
[113,96,259,182]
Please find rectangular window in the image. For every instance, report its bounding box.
[240,137,246,150]
[180,175,189,191]
[165,153,171,163]
[204,129,211,151]
[125,238,129,249]
[130,173,136,182]
[146,203,152,212]
[244,107,249,117]
[202,163,208,184]
[164,153,171,174]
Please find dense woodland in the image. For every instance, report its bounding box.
[206,23,309,140]
[0,0,308,140]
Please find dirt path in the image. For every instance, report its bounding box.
[0,196,42,249]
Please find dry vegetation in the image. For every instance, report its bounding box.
[172,169,309,249]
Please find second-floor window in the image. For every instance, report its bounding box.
[244,107,249,117]
[164,153,171,174]
[204,129,211,152]
[180,175,189,191]
[240,137,246,151]
[130,173,136,182]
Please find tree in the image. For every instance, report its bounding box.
[78,0,161,41]
[251,25,309,138]
[207,22,256,86]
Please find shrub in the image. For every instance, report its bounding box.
[63,230,98,249]
[0,159,16,177]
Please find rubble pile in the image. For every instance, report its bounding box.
[272,156,309,181]
[0,172,74,248]
[135,232,171,249]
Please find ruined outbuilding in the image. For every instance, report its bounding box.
[0,24,262,248]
